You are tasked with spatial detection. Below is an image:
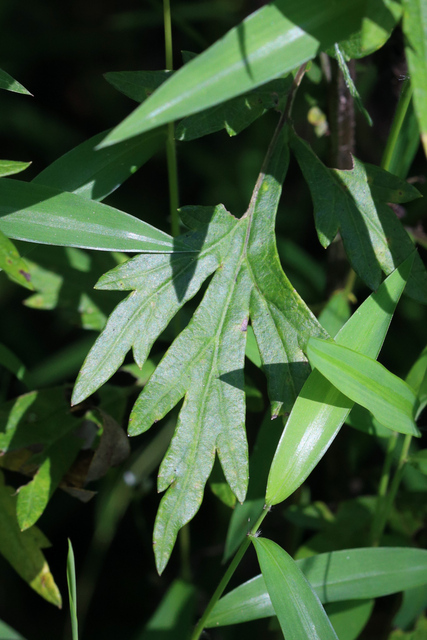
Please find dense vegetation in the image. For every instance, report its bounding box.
[0,1,427,639]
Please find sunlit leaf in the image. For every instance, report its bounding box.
[0,179,186,252]
[266,253,414,506]
[0,618,28,640]
[72,126,326,573]
[403,0,427,156]
[208,547,427,626]
[334,44,372,125]
[0,160,31,178]
[16,432,82,531]
[306,337,420,437]
[252,537,338,640]
[99,0,367,145]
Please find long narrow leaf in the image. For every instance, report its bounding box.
[67,539,78,640]
[0,179,187,252]
[0,69,31,95]
[306,338,420,437]
[266,253,414,506]
[207,547,427,627]
[252,537,338,640]
[403,0,427,156]
[99,0,366,145]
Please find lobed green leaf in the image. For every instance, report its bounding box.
[290,131,427,302]
[74,127,325,573]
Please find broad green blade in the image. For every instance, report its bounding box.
[266,253,414,506]
[0,471,61,607]
[306,337,420,437]
[252,537,338,640]
[99,0,366,145]
[403,0,427,156]
[33,127,166,202]
[0,68,32,95]
[207,547,427,627]
[0,179,185,252]
[0,229,34,290]
[0,160,31,178]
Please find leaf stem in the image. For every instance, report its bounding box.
[247,63,307,216]
[381,78,413,173]
[190,507,270,640]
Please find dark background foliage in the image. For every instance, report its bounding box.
[0,1,426,639]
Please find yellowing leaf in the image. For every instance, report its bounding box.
[0,471,61,607]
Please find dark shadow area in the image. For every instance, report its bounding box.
[170,206,214,302]
[32,126,167,203]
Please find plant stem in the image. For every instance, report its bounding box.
[191,507,269,640]
[371,433,412,546]
[163,0,190,580]
[163,0,180,238]
[247,63,307,216]
[381,78,413,173]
